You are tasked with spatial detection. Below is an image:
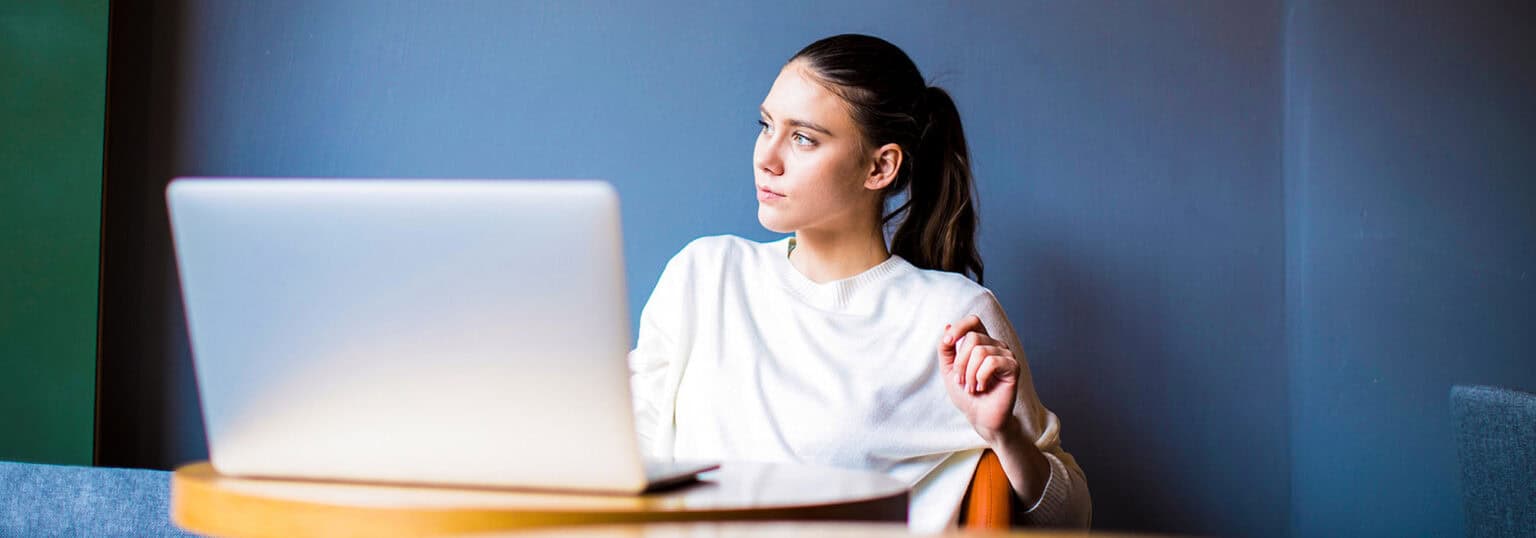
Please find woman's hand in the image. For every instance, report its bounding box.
[938,314,1022,444]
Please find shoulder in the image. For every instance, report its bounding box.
[677,234,751,256]
[918,270,1018,341]
[663,234,783,274]
[899,262,998,308]
[674,234,784,262]
[891,263,1013,331]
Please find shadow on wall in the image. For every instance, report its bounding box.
[97,0,206,469]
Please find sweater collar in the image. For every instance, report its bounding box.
[770,236,910,310]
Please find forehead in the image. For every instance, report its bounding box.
[761,63,853,129]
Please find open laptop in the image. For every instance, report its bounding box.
[166,178,717,493]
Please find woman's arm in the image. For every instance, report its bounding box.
[627,243,700,460]
[940,309,1092,527]
[990,419,1051,512]
[994,415,1091,525]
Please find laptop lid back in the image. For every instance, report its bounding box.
[167,178,646,492]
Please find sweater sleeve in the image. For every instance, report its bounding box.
[970,291,1093,529]
[1016,413,1092,528]
[627,243,696,461]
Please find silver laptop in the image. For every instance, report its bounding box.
[166,178,716,493]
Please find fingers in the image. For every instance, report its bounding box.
[938,314,996,371]
[965,344,991,391]
[937,314,1021,394]
[945,314,989,344]
[954,343,1007,392]
[937,323,959,368]
[949,332,982,378]
[974,354,1017,393]
[948,331,1003,377]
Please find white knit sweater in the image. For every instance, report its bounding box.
[628,235,1090,531]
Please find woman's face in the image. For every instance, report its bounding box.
[753,62,878,234]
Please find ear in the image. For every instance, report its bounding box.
[864,142,903,191]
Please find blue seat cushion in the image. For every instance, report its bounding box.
[1451,385,1536,538]
[1,460,192,537]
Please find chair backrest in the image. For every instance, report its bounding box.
[1450,385,1536,538]
[960,449,1012,529]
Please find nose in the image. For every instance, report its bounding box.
[754,138,784,177]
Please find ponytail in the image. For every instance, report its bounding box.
[888,86,984,284]
[791,34,984,283]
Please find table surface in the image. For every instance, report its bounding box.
[170,460,909,537]
[461,521,1169,537]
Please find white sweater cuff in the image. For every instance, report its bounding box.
[1019,451,1073,525]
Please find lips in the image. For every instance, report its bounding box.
[757,186,785,202]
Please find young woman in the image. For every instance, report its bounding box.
[628,34,1090,531]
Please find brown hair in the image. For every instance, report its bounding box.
[790,34,984,283]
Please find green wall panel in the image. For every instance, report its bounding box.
[0,1,109,465]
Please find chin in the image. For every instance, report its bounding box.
[757,206,795,234]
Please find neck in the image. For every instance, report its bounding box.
[789,225,890,284]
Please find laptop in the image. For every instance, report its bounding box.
[166,178,717,493]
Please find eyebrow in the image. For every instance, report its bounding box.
[760,107,834,137]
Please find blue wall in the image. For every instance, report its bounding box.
[94,1,1534,536]
[105,2,1289,535]
[1284,2,1536,536]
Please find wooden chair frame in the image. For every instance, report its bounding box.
[959,449,1014,530]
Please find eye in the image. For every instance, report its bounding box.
[792,133,816,146]
[757,120,772,136]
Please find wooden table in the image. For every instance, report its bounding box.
[170,461,908,537]
[463,521,1153,537]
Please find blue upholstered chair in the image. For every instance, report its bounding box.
[0,460,192,537]
[1450,385,1536,538]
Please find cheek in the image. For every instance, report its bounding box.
[784,152,833,192]
[792,153,864,203]
[812,150,867,193]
